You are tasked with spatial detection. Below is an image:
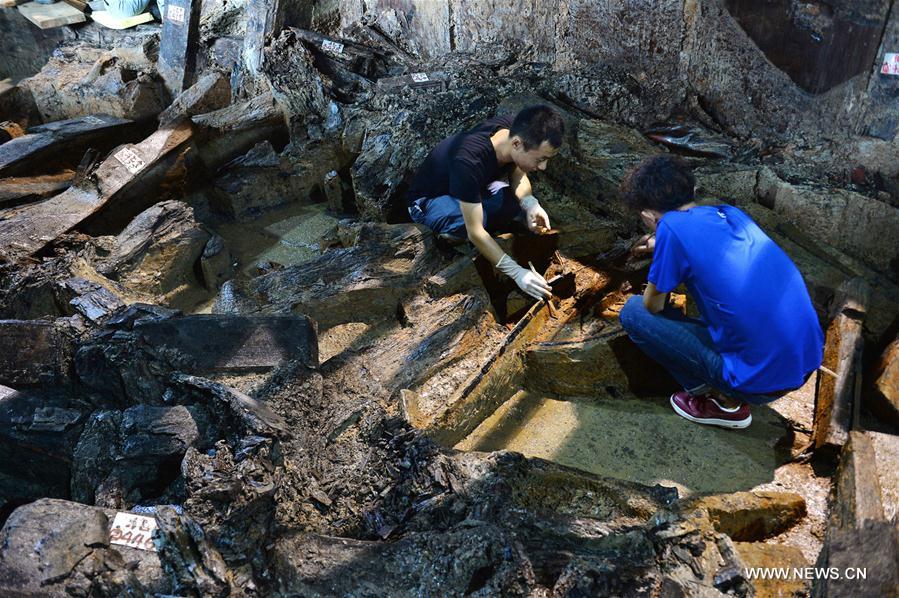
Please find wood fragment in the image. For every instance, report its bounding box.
[812,278,870,451]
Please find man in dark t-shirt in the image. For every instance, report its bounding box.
[407,105,565,300]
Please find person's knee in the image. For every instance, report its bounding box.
[619,295,646,333]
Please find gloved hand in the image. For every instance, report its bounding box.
[520,195,550,233]
[496,254,552,300]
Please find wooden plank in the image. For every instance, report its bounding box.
[91,10,153,29]
[158,0,201,96]
[0,320,75,386]
[0,171,74,205]
[0,114,133,177]
[0,122,192,258]
[243,0,285,76]
[132,314,319,372]
[812,278,870,450]
[62,0,88,11]
[17,1,86,29]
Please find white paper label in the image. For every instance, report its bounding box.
[109,512,158,552]
[114,148,146,175]
[322,39,344,54]
[167,5,185,24]
[411,72,430,83]
[82,116,105,126]
[882,53,899,76]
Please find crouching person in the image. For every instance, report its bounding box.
[618,155,823,429]
[406,105,564,300]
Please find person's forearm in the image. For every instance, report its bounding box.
[642,282,668,314]
[511,168,532,201]
[467,226,506,266]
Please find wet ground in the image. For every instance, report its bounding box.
[454,298,828,581]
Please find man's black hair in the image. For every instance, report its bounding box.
[510,105,565,150]
[621,155,695,212]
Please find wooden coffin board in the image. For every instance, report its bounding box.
[0,122,192,258]
[132,314,319,372]
[0,171,75,206]
[0,114,132,177]
[17,1,86,29]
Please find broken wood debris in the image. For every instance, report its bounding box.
[0,114,134,178]
[0,121,192,259]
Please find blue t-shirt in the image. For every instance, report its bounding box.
[649,205,824,394]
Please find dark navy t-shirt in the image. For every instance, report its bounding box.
[406,115,515,206]
[649,205,824,394]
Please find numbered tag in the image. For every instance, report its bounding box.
[411,72,430,83]
[882,53,899,76]
[109,512,158,552]
[321,39,344,54]
[167,4,185,24]
[114,148,146,175]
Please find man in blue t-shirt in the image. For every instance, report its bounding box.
[407,105,564,301]
[618,155,824,429]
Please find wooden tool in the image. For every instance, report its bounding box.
[528,261,559,318]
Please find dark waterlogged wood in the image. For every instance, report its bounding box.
[133,314,319,372]
[158,0,202,96]
[0,122,193,258]
[0,114,133,178]
[0,320,74,386]
[0,171,75,206]
[243,0,286,76]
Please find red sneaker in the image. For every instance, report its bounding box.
[670,391,752,429]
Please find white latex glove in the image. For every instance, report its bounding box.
[520,195,550,233]
[496,254,552,300]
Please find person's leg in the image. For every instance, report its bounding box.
[619,295,719,395]
[482,186,524,234]
[409,195,469,239]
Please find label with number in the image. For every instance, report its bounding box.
[114,148,146,175]
[109,512,158,552]
[322,39,344,54]
[882,53,899,76]
[411,72,430,83]
[167,4,185,24]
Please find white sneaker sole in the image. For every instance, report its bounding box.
[670,396,752,429]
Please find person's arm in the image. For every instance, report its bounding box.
[460,200,551,299]
[509,167,550,232]
[460,200,505,265]
[510,166,532,200]
[642,282,668,314]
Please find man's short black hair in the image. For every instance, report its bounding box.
[510,105,565,150]
[621,155,695,212]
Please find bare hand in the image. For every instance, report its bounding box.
[632,233,655,255]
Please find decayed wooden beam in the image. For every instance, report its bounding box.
[813,431,899,596]
[0,122,193,258]
[0,114,134,178]
[812,278,870,450]
[0,171,75,206]
[158,0,202,96]
[243,0,286,76]
[132,314,319,372]
[0,320,76,387]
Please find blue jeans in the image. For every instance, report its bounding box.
[619,296,781,405]
[408,187,523,238]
